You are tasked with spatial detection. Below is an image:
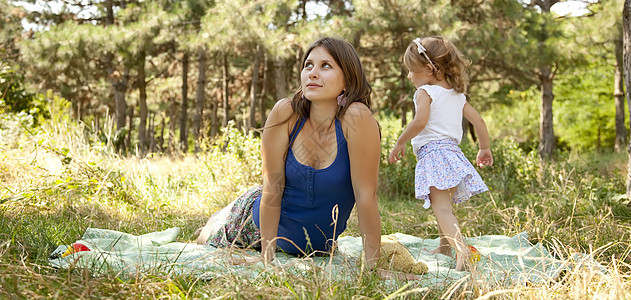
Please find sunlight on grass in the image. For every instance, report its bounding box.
[1,114,630,298]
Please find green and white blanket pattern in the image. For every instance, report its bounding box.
[49,227,604,287]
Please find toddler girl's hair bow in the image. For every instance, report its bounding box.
[413,38,437,71]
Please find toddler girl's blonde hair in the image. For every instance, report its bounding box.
[403,36,471,93]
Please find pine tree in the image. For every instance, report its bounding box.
[623,0,631,200]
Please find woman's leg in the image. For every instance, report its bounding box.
[196,202,235,245]
[196,185,263,247]
[429,186,470,271]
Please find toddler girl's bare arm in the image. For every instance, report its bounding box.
[463,102,493,167]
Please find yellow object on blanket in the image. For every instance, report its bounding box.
[469,245,481,263]
[456,245,481,264]
[379,235,428,275]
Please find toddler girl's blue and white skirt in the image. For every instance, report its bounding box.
[414,139,488,209]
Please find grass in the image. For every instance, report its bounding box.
[0,113,630,299]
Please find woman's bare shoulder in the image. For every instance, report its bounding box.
[266,98,295,127]
[341,102,379,138]
[271,98,294,116]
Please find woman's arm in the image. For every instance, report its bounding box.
[343,103,381,270]
[388,90,431,164]
[259,98,294,263]
[463,102,493,167]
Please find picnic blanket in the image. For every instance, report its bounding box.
[48,227,605,287]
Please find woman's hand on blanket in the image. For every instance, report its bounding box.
[378,269,423,281]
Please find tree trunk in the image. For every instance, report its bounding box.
[329,0,350,16]
[77,98,84,121]
[399,65,408,127]
[148,112,155,154]
[138,51,148,156]
[615,35,627,152]
[352,29,363,49]
[536,1,557,159]
[180,52,189,153]
[109,67,129,153]
[113,72,128,132]
[104,0,129,153]
[169,97,178,154]
[258,54,268,126]
[222,53,230,127]
[105,0,114,26]
[294,50,302,89]
[623,0,631,201]
[597,126,602,153]
[248,44,262,133]
[210,99,219,137]
[274,59,287,101]
[158,114,165,152]
[95,111,100,133]
[127,103,133,150]
[194,46,207,153]
[298,0,307,20]
[538,66,555,158]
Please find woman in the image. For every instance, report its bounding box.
[196,37,381,269]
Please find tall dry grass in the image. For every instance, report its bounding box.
[0,111,630,298]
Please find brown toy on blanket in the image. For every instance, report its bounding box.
[379,235,428,275]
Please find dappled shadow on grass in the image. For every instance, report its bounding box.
[611,203,631,222]
[0,205,427,299]
[0,260,222,299]
[0,121,629,297]
[0,199,227,298]
[0,197,210,264]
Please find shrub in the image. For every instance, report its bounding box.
[0,65,50,126]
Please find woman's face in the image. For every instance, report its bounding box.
[301,47,345,102]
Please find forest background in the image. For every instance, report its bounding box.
[1,0,631,298]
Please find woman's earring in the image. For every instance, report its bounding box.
[337,91,347,106]
[301,94,307,101]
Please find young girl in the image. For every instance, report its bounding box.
[388,36,493,271]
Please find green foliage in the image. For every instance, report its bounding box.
[485,46,621,153]
[213,121,262,166]
[18,21,109,107]
[555,57,620,152]
[468,138,540,206]
[0,65,50,126]
[378,111,415,200]
[456,0,538,100]
[8,0,623,158]
[0,0,23,63]
[485,87,540,150]
[0,110,33,147]
[2,0,631,297]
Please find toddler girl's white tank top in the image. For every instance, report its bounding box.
[410,85,466,155]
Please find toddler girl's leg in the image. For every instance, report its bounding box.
[430,225,452,257]
[429,186,470,271]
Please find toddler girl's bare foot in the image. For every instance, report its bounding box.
[455,255,469,271]
[454,248,473,271]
